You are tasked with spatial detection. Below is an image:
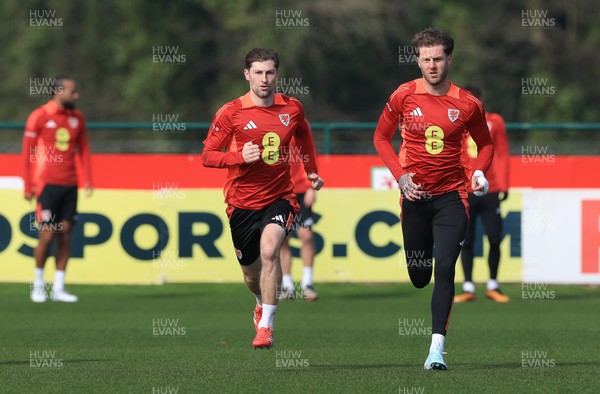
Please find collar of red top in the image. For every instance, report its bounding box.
[240,92,286,108]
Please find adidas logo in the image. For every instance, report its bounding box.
[409,107,423,116]
[45,120,57,128]
[243,120,258,130]
[272,214,284,223]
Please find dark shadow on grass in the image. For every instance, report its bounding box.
[545,293,600,301]
[335,290,416,300]
[277,360,600,372]
[0,359,113,366]
[289,363,413,370]
[122,292,203,300]
[454,361,600,369]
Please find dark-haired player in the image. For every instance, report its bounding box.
[23,76,93,303]
[374,29,493,370]
[202,48,323,349]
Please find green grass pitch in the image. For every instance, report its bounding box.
[1,283,598,393]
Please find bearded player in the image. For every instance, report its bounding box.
[374,29,493,370]
[23,76,93,303]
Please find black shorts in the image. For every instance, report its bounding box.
[295,192,315,228]
[229,199,295,266]
[36,184,78,224]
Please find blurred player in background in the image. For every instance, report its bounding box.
[280,140,319,301]
[23,76,93,303]
[455,84,510,303]
[374,28,493,370]
[202,48,323,349]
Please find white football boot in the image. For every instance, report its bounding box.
[51,290,78,302]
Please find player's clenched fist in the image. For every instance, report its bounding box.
[242,141,260,163]
[307,173,324,191]
[398,172,425,201]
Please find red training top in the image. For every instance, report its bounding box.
[22,100,92,196]
[374,78,493,196]
[202,92,318,216]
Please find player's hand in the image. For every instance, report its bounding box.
[304,188,316,207]
[499,191,509,202]
[398,173,425,201]
[307,173,324,191]
[24,192,34,201]
[242,141,261,164]
[472,170,489,196]
[85,186,94,198]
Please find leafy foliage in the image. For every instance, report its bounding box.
[1,0,597,125]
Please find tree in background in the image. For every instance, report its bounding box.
[1,0,598,127]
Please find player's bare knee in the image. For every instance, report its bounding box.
[241,257,261,283]
[297,228,312,243]
[58,232,72,242]
[260,244,280,266]
[244,275,259,288]
[243,269,260,285]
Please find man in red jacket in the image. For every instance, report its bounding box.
[456,84,511,303]
[23,76,93,303]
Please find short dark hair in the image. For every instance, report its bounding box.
[463,84,482,100]
[411,28,454,56]
[51,75,73,96]
[244,48,279,70]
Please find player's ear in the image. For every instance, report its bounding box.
[447,54,452,65]
[243,68,250,81]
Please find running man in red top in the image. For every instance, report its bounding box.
[280,138,319,301]
[202,48,324,349]
[456,84,510,303]
[374,29,493,370]
[22,76,93,303]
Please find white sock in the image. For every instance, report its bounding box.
[34,268,44,290]
[282,275,294,291]
[301,267,313,289]
[463,281,475,293]
[255,294,263,307]
[53,270,65,293]
[430,333,445,354]
[258,303,277,329]
[487,279,499,291]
